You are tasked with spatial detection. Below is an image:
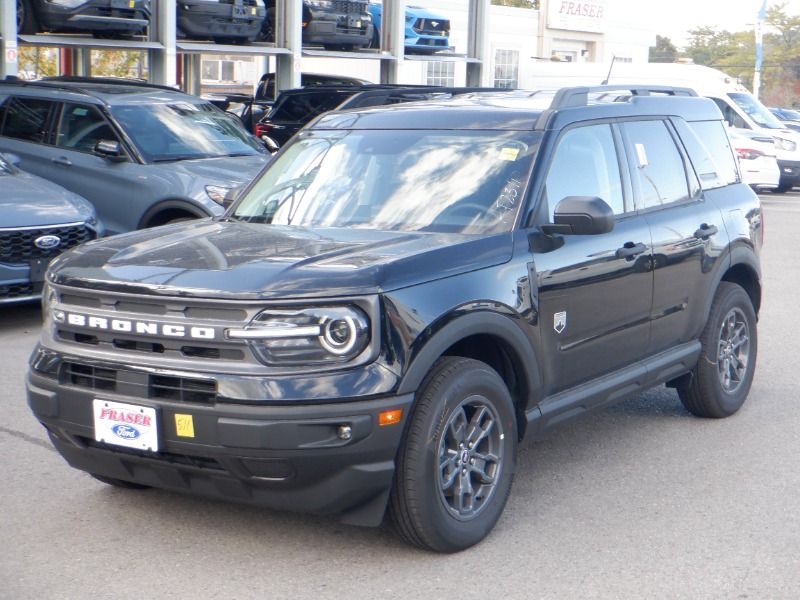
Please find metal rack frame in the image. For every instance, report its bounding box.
[1,0,490,93]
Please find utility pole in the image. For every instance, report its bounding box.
[754,0,766,99]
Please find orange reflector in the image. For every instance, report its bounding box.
[379,409,403,426]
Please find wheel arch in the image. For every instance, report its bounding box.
[137,199,211,229]
[708,246,762,320]
[396,312,541,440]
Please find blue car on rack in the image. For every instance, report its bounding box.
[367,2,450,54]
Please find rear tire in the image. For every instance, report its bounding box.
[389,357,517,553]
[677,282,757,418]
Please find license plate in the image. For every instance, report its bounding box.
[28,258,47,283]
[348,16,361,28]
[233,6,248,18]
[93,399,158,452]
[110,0,133,8]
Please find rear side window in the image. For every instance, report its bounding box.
[678,119,739,189]
[1,97,54,144]
[621,120,691,210]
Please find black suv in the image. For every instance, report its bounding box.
[17,0,150,36]
[27,86,762,553]
[259,0,372,50]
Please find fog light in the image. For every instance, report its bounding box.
[337,425,352,440]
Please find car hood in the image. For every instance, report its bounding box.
[1,170,95,228]
[163,154,269,189]
[49,219,512,300]
[406,5,447,19]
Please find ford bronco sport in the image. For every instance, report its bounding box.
[27,85,763,552]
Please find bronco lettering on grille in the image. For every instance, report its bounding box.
[54,311,217,340]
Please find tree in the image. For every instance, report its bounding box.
[649,35,678,63]
[18,47,57,79]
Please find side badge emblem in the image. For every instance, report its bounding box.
[554,311,567,334]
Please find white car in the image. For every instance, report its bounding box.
[728,129,780,191]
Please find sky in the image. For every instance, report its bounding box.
[609,0,800,47]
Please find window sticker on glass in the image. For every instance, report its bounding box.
[499,146,520,161]
[635,143,648,167]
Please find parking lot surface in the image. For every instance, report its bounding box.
[2,193,799,599]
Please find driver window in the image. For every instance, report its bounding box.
[55,103,118,153]
[544,123,624,220]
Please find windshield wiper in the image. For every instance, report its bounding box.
[150,154,212,163]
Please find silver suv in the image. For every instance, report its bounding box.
[0,77,270,235]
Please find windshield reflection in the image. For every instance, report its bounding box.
[729,92,785,130]
[111,102,264,163]
[233,129,539,235]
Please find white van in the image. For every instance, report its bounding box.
[523,61,800,191]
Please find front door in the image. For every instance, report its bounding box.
[531,122,654,394]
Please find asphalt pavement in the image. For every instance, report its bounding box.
[1,193,799,599]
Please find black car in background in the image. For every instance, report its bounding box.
[17,0,150,35]
[177,0,266,44]
[260,0,372,50]
[254,85,511,149]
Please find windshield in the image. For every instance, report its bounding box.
[232,129,540,234]
[728,92,785,130]
[110,102,265,163]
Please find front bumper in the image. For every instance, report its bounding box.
[39,0,150,33]
[778,159,800,189]
[27,359,413,526]
[304,10,372,47]
[178,2,266,40]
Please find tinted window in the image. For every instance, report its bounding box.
[270,91,352,122]
[1,97,53,144]
[710,98,749,129]
[679,120,739,189]
[544,123,625,219]
[622,120,691,210]
[55,103,119,153]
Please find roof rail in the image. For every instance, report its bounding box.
[41,76,180,93]
[338,86,513,110]
[548,84,697,110]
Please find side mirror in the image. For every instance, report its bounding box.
[542,196,615,235]
[4,152,21,166]
[94,139,126,162]
[260,135,280,153]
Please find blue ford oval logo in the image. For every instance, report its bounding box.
[34,235,62,250]
[111,424,140,440]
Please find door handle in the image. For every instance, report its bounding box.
[616,241,647,259]
[694,223,718,240]
[51,157,72,167]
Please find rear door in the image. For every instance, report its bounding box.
[0,95,59,177]
[619,118,728,354]
[532,122,654,393]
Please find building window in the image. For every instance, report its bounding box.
[426,62,455,86]
[494,49,519,88]
[615,56,633,63]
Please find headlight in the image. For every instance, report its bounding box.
[48,0,88,8]
[41,281,58,315]
[775,137,797,152]
[205,185,231,205]
[227,306,371,366]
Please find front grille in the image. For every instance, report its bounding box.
[333,0,367,14]
[150,375,217,404]
[64,362,117,391]
[61,361,218,404]
[413,18,450,35]
[0,282,37,300]
[0,224,93,263]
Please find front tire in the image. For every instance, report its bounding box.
[390,357,517,553]
[678,282,757,418]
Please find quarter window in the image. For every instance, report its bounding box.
[544,123,625,219]
[55,104,118,153]
[622,120,691,210]
[1,97,54,144]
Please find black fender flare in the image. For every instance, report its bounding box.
[137,199,211,229]
[701,244,761,323]
[396,311,542,409]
